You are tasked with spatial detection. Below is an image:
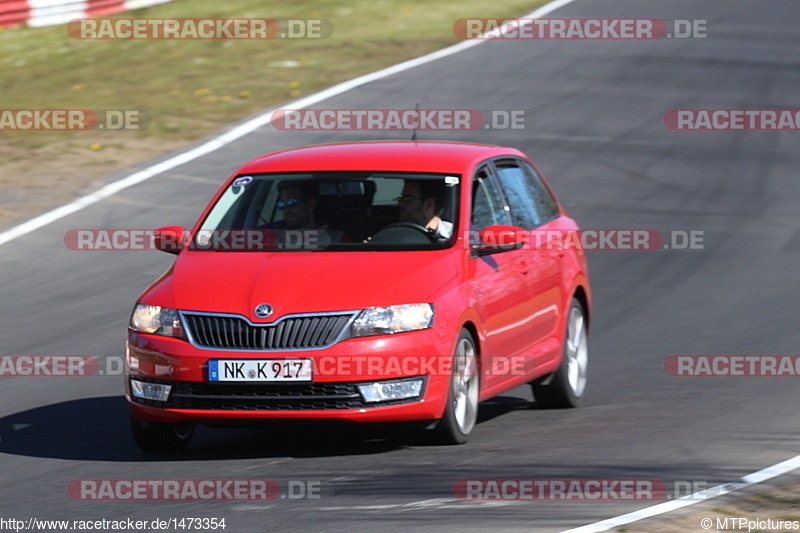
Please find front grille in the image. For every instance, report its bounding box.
[182,312,355,350]
[131,378,423,410]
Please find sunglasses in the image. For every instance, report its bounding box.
[276,198,301,210]
[395,194,421,203]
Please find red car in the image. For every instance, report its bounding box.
[126,141,591,451]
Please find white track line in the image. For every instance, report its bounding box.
[560,453,800,533]
[0,0,579,248]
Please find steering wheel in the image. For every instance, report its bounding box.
[371,222,438,243]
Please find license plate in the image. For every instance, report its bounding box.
[208,359,313,382]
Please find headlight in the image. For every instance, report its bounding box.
[352,303,433,337]
[129,304,185,339]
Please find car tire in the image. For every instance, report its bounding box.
[532,298,588,408]
[432,329,480,444]
[130,414,195,452]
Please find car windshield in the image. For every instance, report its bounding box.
[195,171,460,251]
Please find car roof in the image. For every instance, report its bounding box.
[238,141,526,174]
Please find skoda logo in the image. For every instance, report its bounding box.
[254,303,273,319]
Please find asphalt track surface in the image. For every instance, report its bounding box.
[2,0,800,531]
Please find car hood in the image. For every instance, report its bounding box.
[141,250,458,319]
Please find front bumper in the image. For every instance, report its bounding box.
[125,328,452,424]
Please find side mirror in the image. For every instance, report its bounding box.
[153,226,186,254]
[472,225,527,255]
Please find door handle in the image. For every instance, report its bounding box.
[549,238,566,258]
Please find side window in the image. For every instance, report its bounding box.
[471,165,509,232]
[520,161,559,222]
[493,159,540,229]
[201,179,267,231]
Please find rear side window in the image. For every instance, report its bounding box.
[493,159,541,229]
[520,161,559,222]
[471,165,509,231]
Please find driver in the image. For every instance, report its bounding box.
[397,179,453,238]
[276,181,347,247]
[278,181,319,231]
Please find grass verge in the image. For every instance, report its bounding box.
[0,0,548,229]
